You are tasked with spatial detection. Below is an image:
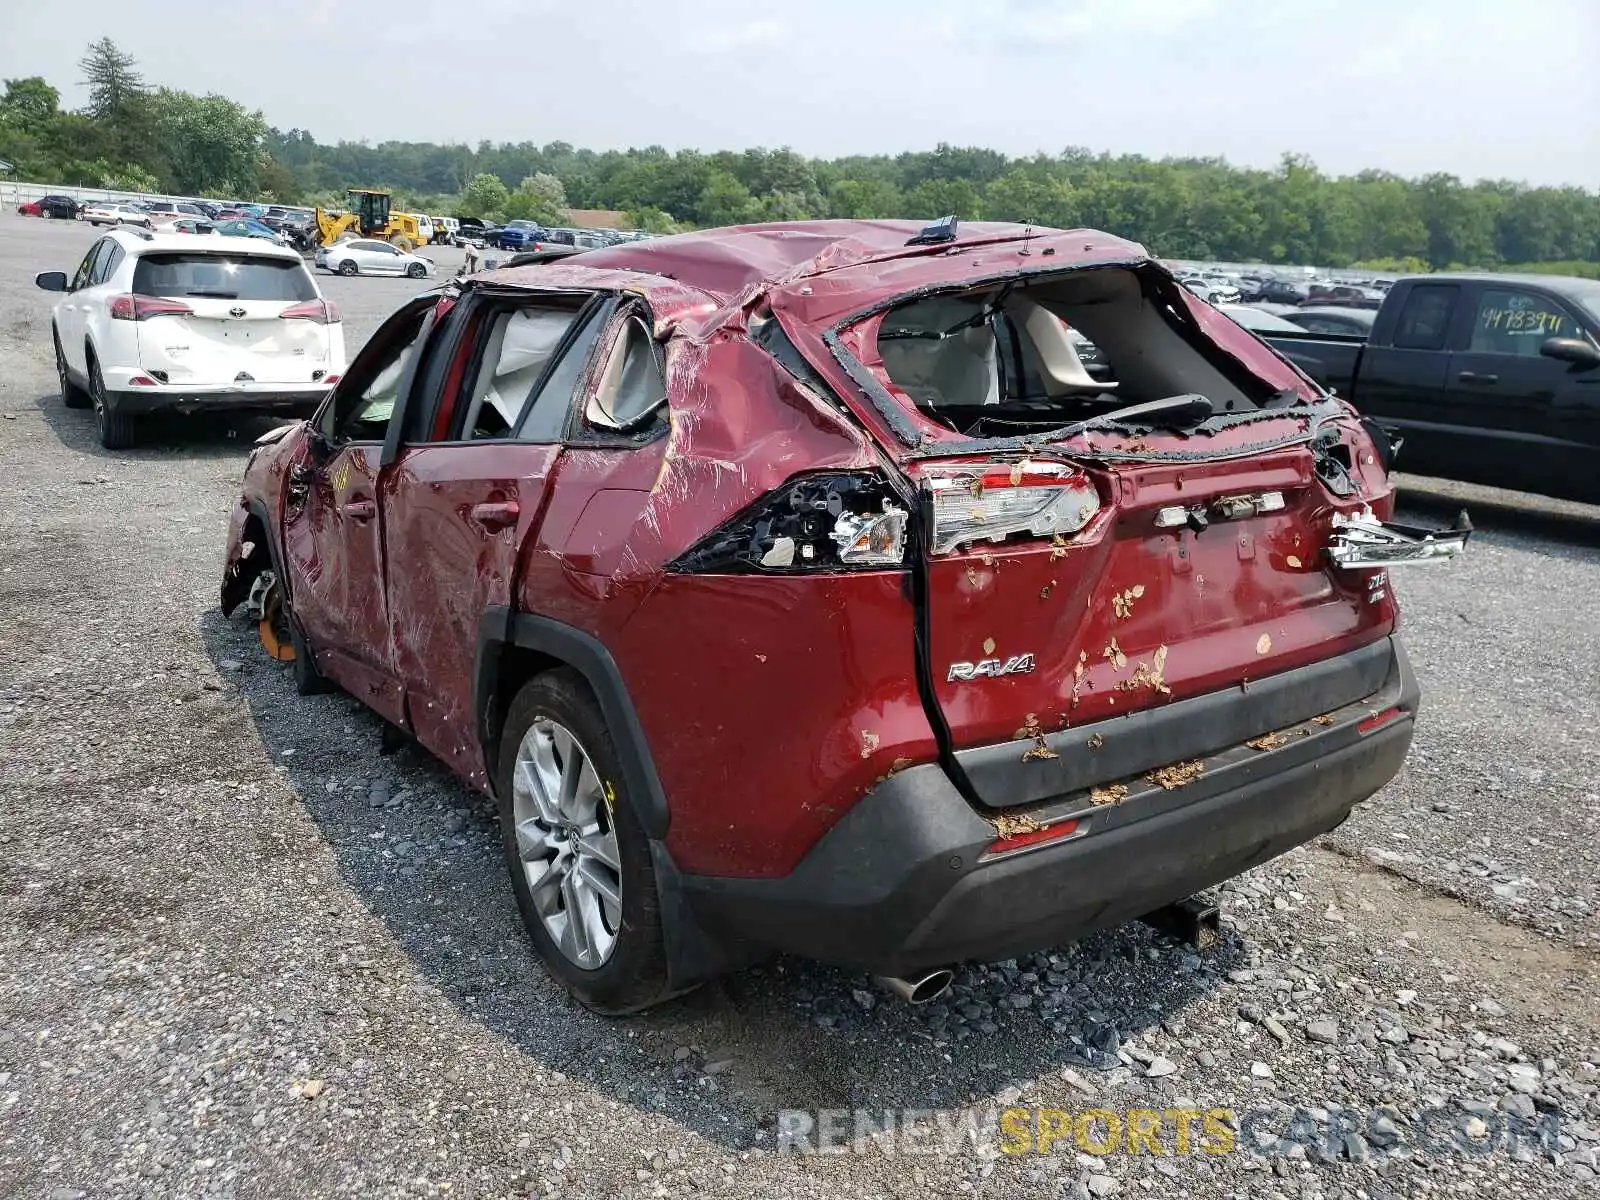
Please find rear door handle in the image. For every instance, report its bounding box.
[1457,371,1499,384]
[470,500,520,531]
[343,499,376,521]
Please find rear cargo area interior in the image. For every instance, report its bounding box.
[873,267,1257,435]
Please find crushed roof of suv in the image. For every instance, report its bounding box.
[505,220,1149,303]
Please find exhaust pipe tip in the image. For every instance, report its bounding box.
[874,968,955,1005]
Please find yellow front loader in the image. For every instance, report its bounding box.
[311,190,427,250]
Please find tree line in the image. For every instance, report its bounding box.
[5,40,1600,273]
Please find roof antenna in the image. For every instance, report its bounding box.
[1020,225,1034,256]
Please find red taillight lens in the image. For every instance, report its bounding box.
[925,461,1101,554]
[321,374,341,386]
[281,299,339,324]
[109,294,194,321]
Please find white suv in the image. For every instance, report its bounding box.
[36,228,347,449]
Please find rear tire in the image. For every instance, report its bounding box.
[89,356,136,450]
[337,260,358,276]
[55,328,89,409]
[496,669,671,1015]
[390,235,413,252]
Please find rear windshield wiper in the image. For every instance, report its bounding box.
[184,289,240,299]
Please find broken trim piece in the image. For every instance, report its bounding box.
[1327,508,1472,569]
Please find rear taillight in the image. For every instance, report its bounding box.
[671,472,909,574]
[109,294,194,321]
[281,299,339,324]
[925,461,1100,554]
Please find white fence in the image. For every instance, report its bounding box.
[2,178,218,210]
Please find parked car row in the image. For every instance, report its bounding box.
[449,217,649,252]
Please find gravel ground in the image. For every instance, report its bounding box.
[2,210,1599,1199]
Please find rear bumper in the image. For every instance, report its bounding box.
[677,636,1418,976]
[107,385,330,416]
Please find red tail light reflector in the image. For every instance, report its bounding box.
[1357,707,1403,735]
[985,817,1083,859]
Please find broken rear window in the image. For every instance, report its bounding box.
[856,267,1295,440]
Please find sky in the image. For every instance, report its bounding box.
[4,0,1599,189]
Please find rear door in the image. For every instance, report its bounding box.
[58,238,111,374]
[129,251,332,386]
[366,242,405,275]
[1443,283,1591,494]
[281,295,439,723]
[379,288,610,783]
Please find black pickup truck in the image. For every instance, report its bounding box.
[1261,274,1600,504]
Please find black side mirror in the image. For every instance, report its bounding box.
[35,271,68,292]
[1540,337,1600,370]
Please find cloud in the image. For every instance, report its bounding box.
[979,0,1219,46]
[698,18,791,52]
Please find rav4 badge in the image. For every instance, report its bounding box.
[948,654,1037,682]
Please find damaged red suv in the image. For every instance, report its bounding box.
[222,219,1467,1013]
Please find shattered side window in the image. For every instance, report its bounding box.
[460,307,581,439]
[877,295,1002,409]
[334,311,431,442]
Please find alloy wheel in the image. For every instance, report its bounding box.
[510,718,623,969]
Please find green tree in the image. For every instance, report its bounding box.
[694,169,758,227]
[625,206,683,234]
[1418,173,1498,268]
[458,172,510,219]
[0,77,60,126]
[503,172,568,224]
[98,161,161,191]
[826,178,902,219]
[150,89,267,195]
[78,38,145,122]
[903,178,984,220]
[983,168,1077,227]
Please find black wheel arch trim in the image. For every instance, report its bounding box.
[476,607,736,991]
[221,495,288,615]
[475,605,670,840]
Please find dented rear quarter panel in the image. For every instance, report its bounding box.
[597,330,941,878]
